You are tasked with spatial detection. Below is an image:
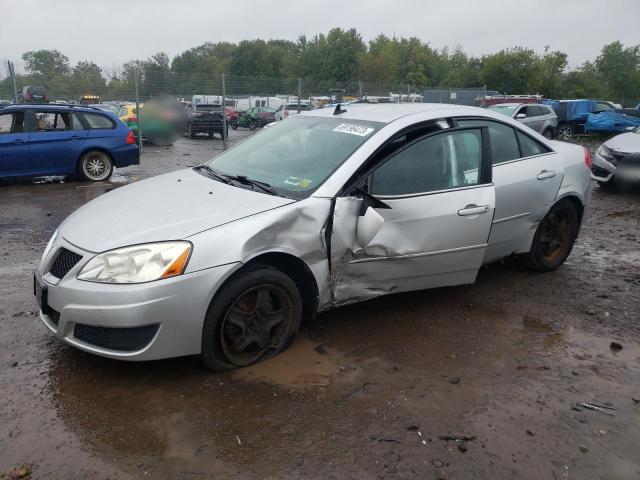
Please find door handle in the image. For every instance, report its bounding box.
[12,138,25,144]
[537,170,556,180]
[457,204,490,216]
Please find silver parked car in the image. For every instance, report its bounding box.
[488,103,558,139]
[35,104,591,369]
[591,126,640,189]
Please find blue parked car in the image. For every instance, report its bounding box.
[0,104,139,181]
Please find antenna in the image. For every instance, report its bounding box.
[333,103,346,115]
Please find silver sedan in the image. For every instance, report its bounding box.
[35,103,591,369]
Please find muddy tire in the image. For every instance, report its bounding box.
[200,265,302,371]
[523,199,578,272]
[79,150,113,182]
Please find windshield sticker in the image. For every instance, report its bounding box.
[333,124,375,137]
[284,176,312,188]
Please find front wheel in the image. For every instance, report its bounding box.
[248,120,257,130]
[523,199,578,272]
[200,266,302,370]
[542,128,554,139]
[79,150,113,182]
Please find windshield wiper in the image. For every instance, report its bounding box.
[194,165,279,196]
[193,165,233,185]
[224,175,279,196]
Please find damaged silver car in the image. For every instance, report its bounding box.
[35,103,592,369]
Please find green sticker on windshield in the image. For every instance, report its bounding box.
[284,176,312,188]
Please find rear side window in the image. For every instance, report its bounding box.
[34,112,84,131]
[517,131,550,157]
[457,119,520,165]
[0,112,25,133]
[82,113,115,129]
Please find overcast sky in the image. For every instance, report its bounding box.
[1,0,639,72]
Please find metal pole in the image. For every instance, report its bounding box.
[297,78,301,113]
[8,61,19,103]
[358,80,363,99]
[221,74,227,149]
[134,63,143,153]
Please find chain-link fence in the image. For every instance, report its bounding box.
[2,59,492,107]
[1,59,492,151]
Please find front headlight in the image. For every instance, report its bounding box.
[77,241,192,284]
[597,145,612,159]
[41,228,58,265]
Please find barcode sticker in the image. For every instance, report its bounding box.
[333,124,374,136]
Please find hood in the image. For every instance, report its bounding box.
[604,132,640,154]
[60,169,295,252]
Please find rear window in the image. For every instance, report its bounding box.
[82,113,115,129]
[516,131,550,157]
[196,105,222,112]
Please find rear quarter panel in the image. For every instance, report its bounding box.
[549,140,592,221]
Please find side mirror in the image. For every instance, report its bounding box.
[516,113,526,119]
[624,126,635,132]
[356,206,385,246]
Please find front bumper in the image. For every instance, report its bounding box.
[590,151,616,182]
[36,240,238,361]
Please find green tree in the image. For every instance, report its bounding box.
[595,41,640,105]
[21,49,70,76]
[479,47,542,94]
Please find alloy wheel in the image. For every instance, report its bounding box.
[220,284,293,366]
[82,153,111,181]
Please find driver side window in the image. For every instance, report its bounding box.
[370,129,484,196]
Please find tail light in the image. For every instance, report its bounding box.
[125,130,135,145]
[284,110,289,117]
[583,147,592,169]
[126,116,138,123]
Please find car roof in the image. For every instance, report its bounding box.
[489,103,523,107]
[301,103,492,124]
[0,103,104,112]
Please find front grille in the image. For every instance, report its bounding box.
[73,323,159,352]
[50,248,82,279]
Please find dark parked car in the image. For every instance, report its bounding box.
[544,99,622,139]
[0,104,139,181]
[186,104,227,138]
[19,86,49,104]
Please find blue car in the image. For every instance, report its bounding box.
[0,104,139,181]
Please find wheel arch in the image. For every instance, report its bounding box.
[214,252,319,323]
[76,146,114,174]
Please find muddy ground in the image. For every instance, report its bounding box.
[1,130,639,480]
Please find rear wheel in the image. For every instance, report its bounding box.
[248,120,257,130]
[557,124,574,140]
[200,266,302,370]
[523,199,578,271]
[79,150,113,182]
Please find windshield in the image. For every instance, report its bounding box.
[488,105,517,117]
[205,116,383,198]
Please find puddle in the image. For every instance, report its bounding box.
[232,336,344,390]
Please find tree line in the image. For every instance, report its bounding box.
[1,28,639,105]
